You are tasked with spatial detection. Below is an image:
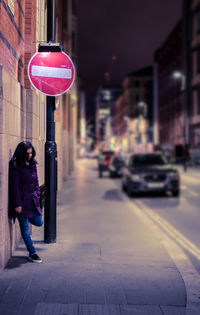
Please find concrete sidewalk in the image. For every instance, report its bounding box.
[0,160,186,315]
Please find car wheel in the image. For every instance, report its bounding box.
[127,185,134,197]
[172,189,180,197]
[122,181,126,191]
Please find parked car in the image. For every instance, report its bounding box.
[109,155,125,177]
[121,152,180,197]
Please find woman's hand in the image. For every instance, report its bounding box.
[15,206,22,213]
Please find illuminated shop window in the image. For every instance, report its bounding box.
[8,0,14,15]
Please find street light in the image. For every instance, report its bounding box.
[137,101,147,118]
[172,70,188,171]
[172,71,186,91]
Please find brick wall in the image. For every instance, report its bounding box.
[24,0,36,89]
[0,0,25,85]
[0,66,24,267]
[0,0,36,87]
[0,1,44,269]
[0,0,78,268]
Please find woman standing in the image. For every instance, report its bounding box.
[9,141,43,263]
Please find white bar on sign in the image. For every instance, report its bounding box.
[31,65,72,79]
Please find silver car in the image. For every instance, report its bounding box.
[121,153,180,197]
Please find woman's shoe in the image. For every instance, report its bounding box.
[28,253,42,263]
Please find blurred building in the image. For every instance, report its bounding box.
[95,84,122,149]
[0,0,78,269]
[0,0,44,269]
[77,77,87,157]
[112,66,153,153]
[56,0,78,180]
[155,21,183,159]
[112,94,127,151]
[191,0,200,149]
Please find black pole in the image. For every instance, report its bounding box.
[44,0,57,243]
[47,0,56,42]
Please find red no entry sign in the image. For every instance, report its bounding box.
[27,52,75,96]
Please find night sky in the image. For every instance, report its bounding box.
[77,0,182,120]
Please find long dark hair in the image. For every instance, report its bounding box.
[11,141,36,167]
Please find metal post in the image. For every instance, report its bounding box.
[44,0,57,243]
[47,0,56,42]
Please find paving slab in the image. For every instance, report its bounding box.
[160,306,186,315]
[120,304,163,315]
[34,303,186,315]
[34,303,78,315]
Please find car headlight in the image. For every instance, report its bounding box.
[131,174,141,181]
[168,172,179,180]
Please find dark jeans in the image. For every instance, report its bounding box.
[18,208,43,254]
[99,164,103,177]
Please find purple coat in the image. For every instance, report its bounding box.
[9,159,42,219]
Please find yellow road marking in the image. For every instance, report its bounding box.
[181,174,200,185]
[135,200,200,259]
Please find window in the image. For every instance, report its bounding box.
[36,0,46,43]
[131,154,168,167]
[72,32,76,55]
[190,92,194,117]
[197,48,200,74]
[38,94,46,139]
[198,90,200,115]
[135,80,140,88]
[135,94,140,102]
[196,11,200,34]
[39,96,41,137]
[72,0,77,16]
[8,0,14,15]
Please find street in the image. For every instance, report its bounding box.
[1,159,200,314]
[115,165,200,270]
